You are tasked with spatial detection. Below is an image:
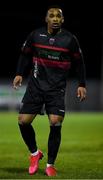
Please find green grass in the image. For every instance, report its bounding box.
[0,111,103,179]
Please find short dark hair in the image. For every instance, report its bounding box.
[47,4,63,12]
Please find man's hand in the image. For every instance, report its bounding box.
[77,86,87,101]
[13,75,23,89]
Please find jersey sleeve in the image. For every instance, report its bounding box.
[70,35,86,87]
[16,32,33,76]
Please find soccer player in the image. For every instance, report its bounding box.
[13,5,87,176]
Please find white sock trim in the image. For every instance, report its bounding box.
[31,150,39,156]
[47,163,53,167]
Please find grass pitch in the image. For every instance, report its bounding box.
[0,111,103,179]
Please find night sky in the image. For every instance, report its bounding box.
[0,1,101,80]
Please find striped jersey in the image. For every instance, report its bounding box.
[16,27,86,91]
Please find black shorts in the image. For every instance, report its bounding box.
[19,81,65,117]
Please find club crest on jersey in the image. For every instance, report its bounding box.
[49,38,55,45]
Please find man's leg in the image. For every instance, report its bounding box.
[18,114,43,175]
[45,114,64,176]
[18,114,37,152]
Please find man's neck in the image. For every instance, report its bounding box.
[48,28,61,35]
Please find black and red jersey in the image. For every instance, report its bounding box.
[16,27,86,91]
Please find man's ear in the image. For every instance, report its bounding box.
[45,16,48,23]
[62,17,64,23]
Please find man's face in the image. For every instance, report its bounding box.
[46,8,64,29]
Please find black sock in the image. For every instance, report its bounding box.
[18,123,37,153]
[48,125,62,164]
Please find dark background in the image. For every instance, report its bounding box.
[0,1,101,80]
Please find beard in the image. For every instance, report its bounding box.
[51,23,61,29]
[47,23,61,35]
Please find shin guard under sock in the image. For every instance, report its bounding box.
[48,125,61,164]
[18,123,37,153]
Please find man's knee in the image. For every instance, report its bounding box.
[18,114,35,125]
[49,114,64,126]
[18,114,27,124]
